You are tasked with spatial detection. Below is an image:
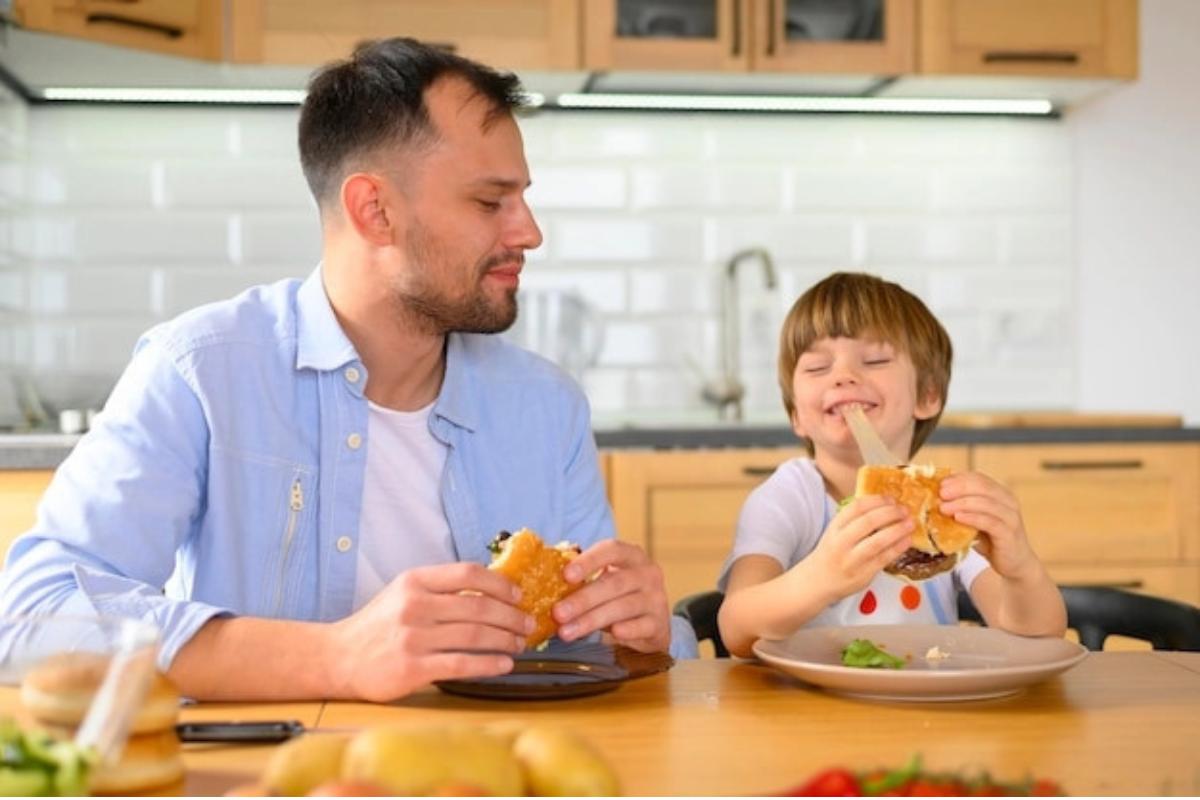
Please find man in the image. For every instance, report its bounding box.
[0,38,687,701]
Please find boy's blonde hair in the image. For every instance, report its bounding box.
[778,272,952,458]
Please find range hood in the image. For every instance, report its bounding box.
[0,23,1120,115]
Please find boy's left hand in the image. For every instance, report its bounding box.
[938,472,1040,582]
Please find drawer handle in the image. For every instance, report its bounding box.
[1039,459,1144,471]
[86,13,183,38]
[766,0,776,56]
[983,50,1080,65]
[742,466,776,477]
[731,0,741,57]
[1065,580,1144,591]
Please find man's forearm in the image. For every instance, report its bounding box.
[168,616,347,701]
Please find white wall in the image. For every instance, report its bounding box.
[1,105,1077,425]
[1073,0,1200,426]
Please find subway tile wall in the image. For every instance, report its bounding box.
[1,105,1075,425]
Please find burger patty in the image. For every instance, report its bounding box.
[885,547,956,581]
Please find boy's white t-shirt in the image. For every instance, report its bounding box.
[352,399,456,612]
[717,457,989,627]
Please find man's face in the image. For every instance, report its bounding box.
[382,77,542,335]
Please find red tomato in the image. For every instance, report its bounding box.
[1030,779,1064,796]
[792,768,863,796]
[907,779,968,796]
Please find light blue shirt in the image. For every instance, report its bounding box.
[1,269,696,668]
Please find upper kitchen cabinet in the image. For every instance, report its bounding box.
[584,0,915,74]
[11,0,225,60]
[230,1,582,71]
[918,0,1139,78]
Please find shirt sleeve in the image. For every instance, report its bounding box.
[717,460,821,593]
[0,336,232,670]
[560,386,615,546]
[954,548,991,592]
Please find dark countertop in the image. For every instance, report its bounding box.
[3,425,1200,470]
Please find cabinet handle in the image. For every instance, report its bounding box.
[731,0,741,57]
[1039,459,1144,471]
[428,42,458,54]
[1066,580,1145,590]
[85,13,183,38]
[983,51,1080,65]
[742,466,776,477]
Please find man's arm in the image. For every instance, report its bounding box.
[170,563,531,701]
[0,338,226,669]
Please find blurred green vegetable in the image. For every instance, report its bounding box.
[841,639,906,670]
[0,716,93,796]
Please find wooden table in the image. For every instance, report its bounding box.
[5,653,1200,796]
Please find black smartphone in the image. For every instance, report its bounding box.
[175,720,306,743]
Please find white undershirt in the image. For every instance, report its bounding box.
[352,399,454,611]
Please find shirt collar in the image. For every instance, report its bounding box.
[295,265,360,372]
[434,333,478,433]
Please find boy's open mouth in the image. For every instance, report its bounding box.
[825,400,877,418]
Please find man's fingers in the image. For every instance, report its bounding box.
[563,539,647,584]
[420,622,527,655]
[413,651,516,686]
[421,590,534,636]
[407,562,522,602]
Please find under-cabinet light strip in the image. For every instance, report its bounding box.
[554,93,1056,116]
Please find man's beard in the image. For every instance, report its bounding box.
[395,223,520,336]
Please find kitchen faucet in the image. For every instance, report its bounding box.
[701,247,778,422]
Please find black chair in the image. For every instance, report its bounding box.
[673,590,729,657]
[957,585,1200,652]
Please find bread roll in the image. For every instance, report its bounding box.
[20,651,180,732]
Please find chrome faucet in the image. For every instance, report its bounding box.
[701,247,778,422]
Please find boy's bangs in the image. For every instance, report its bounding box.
[793,284,912,355]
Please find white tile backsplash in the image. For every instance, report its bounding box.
[4,102,1078,419]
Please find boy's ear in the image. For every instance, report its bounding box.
[788,407,809,438]
[914,385,943,421]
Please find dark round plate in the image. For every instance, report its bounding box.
[434,640,674,701]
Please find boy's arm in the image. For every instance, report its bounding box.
[718,555,834,658]
[967,562,1067,637]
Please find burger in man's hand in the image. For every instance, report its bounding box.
[856,464,978,582]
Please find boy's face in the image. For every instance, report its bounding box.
[789,336,942,462]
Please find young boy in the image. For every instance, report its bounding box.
[717,272,1066,658]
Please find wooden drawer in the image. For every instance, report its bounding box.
[608,448,803,604]
[972,443,1200,565]
[14,0,224,61]
[0,470,53,564]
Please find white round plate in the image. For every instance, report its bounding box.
[753,624,1088,703]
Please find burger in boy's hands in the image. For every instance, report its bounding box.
[855,464,978,582]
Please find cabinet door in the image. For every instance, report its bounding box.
[235,0,581,70]
[14,0,224,61]
[752,0,916,74]
[0,471,53,563]
[972,443,1200,565]
[583,0,751,71]
[918,0,1138,78]
[608,448,804,604]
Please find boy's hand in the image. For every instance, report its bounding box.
[808,495,914,600]
[939,472,1040,581]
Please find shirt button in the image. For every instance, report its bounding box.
[344,366,360,384]
[346,433,362,450]
[336,536,353,553]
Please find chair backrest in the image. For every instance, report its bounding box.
[957,585,1200,652]
[673,590,729,657]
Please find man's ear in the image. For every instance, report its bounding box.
[340,173,396,247]
[915,385,943,421]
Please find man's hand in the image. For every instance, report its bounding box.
[807,495,914,601]
[551,540,670,654]
[328,562,534,702]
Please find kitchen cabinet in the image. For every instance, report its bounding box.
[973,443,1200,606]
[0,470,52,563]
[918,0,1139,79]
[229,0,582,71]
[607,444,968,605]
[12,0,225,61]
[583,0,915,74]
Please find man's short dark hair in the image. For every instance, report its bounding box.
[298,37,526,210]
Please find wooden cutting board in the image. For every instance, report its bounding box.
[939,411,1183,429]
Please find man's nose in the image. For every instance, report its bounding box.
[508,199,543,251]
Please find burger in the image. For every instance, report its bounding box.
[856,464,978,582]
[487,528,583,650]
